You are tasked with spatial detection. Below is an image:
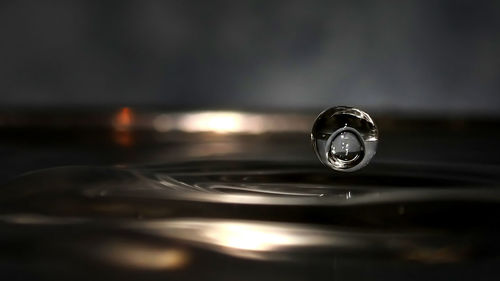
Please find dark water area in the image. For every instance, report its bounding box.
[1,110,500,280]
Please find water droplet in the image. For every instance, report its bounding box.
[311,106,378,172]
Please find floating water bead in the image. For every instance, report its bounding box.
[311,106,378,172]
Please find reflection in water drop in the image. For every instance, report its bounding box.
[330,131,363,162]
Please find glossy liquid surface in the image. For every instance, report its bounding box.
[2,111,500,280]
[2,160,500,280]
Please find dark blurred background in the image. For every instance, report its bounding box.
[1,0,500,114]
[2,0,500,183]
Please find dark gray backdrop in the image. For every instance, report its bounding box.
[1,1,499,114]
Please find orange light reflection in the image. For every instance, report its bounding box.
[112,107,134,146]
[113,107,133,131]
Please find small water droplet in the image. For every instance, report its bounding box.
[311,106,378,172]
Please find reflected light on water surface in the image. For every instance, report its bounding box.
[153,111,310,134]
[179,112,250,133]
[134,219,337,259]
[113,107,134,131]
[203,222,295,251]
[112,107,135,147]
[98,242,189,270]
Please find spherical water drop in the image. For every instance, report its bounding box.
[311,106,378,172]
